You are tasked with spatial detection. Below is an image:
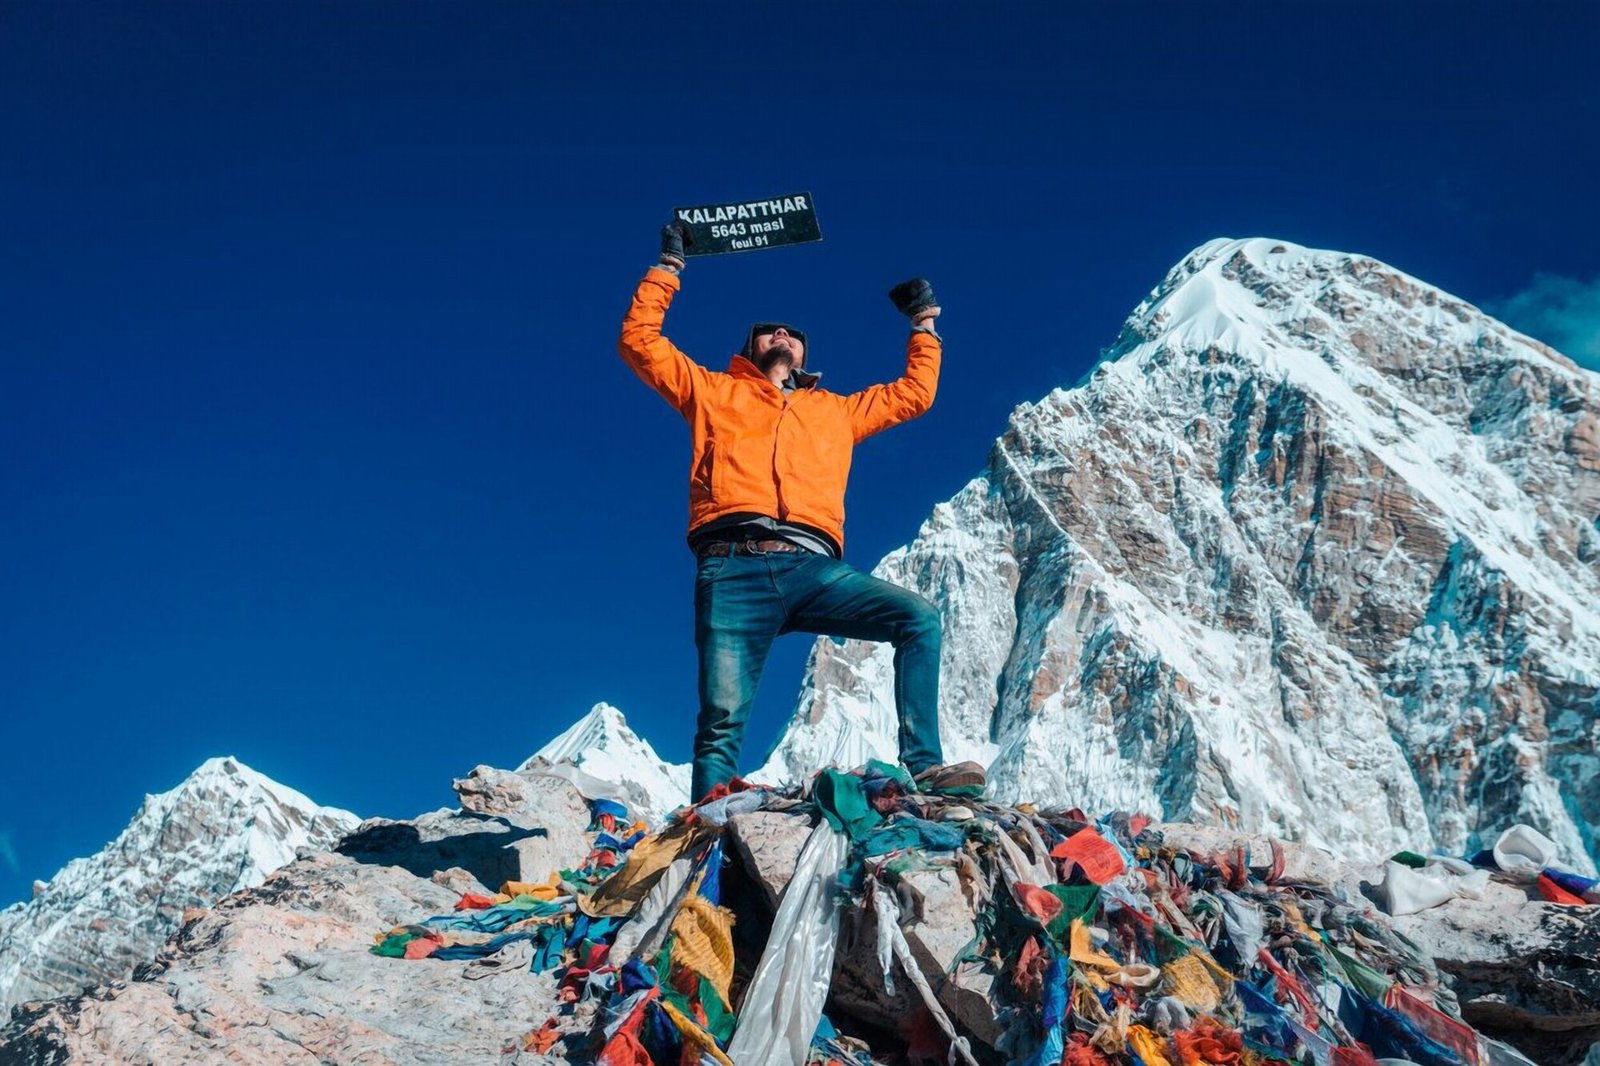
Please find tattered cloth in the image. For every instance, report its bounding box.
[368,768,1555,1066]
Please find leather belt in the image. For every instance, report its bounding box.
[699,538,805,558]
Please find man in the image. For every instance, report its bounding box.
[618,221,985,802]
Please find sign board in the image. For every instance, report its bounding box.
[673,192,822,256]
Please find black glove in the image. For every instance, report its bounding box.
[660,221,693,268]
[888,277,938,319]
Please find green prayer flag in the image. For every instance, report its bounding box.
[697,975,737,1041]
[865,758,914,788]
[813,768,883,840]
[1044,885,1100,946]
[370,933,416,957]
[1331,945,1394,1000]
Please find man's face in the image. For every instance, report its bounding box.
[750,326,805,371]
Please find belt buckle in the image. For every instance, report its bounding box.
[742,539,767,556]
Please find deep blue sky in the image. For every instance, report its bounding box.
[3,2,1596,903]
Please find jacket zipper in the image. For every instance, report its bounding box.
[773,392,790,519]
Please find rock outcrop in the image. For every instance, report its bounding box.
[0,703,685,1024]
[0,765,615,1065]
[5,785,1595,1065]
[1,850,557,1065]
[1393,895,1600,1063]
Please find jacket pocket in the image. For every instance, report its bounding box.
[707,438,739,502]
[692,442,715,500]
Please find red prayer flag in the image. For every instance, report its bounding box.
[1012,882,1065,924]
[1535,874,1588,905]
[402,937,440,959]
[1331,1045,1380,1066]
[1383,986,1478,1065]
[1051,828,1126,884]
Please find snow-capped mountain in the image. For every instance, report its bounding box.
[0,756,360,1012]
[0,708,684,1017]
[757,237,1600,874]
[520,702,691,822]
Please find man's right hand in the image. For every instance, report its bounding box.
[660,221,692,271]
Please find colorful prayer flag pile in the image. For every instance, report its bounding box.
[372,770,1576,1064]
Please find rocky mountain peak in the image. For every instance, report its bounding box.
[524,701,647,765]
[519,701,691,823]
[0,756,360,1012]
[760,237,1600,875]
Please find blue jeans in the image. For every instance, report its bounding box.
[692,548,943,800]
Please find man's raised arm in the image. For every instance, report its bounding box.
[845,277,943,442]
[618,222,706,413]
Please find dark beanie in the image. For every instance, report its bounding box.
[742,322,809,363]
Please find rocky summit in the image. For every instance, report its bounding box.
[2,760,1596,1065]
[759,238,1599,875]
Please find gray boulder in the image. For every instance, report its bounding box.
[337,767,595,891]
[1,851,564,1065]
[1392,894,1600,1064]
[726,810,813,911]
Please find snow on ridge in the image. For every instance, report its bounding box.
[1100,238,1600,642]
[525,702,645,766]
[0,756,360,1012]
[188,754,358,827]
[1120,237,1593,381]
[521,702,691,822]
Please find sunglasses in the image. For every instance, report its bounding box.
[750,322,807,349]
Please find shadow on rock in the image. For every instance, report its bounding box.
[335,814,545,890]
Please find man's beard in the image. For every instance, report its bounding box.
[755,343,796,374]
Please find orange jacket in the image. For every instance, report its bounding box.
[619,268,940,553]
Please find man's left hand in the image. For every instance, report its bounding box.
[889,278,940,325]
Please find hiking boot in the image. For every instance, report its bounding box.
[913,760,987,796]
